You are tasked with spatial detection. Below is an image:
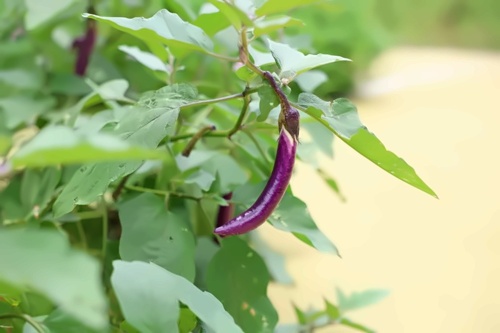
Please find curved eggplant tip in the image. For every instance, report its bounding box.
[213,128,297,236]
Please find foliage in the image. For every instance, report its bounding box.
[0,0,435,332]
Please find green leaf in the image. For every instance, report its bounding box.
[337,288,389,312]
[23,308,105,333]
[339,318,375,333]
[10,126,165,168]
[257,84,279,122]
[118,193,196,281]
[24,0,80,30]
[20,167,61,215]
[84,10,213,55]
[206,237,278,333]
[111,260,243,333]
[295,70,328,92]
[250,232,293,284]
[193,11,231,37]
[0,69,43,90]
[0,96,56,129]
[268,40,350,79]
[299,94,438,197]
[270,192,340,255]
[254,16,304,37]
[248,45,275,67]
[324,299,340,320]
[317,169,346,202]
[256,0,323,16]
[194,237,219,290]
[53,84,195,217]
[293,305,308,325]
[207,0,253,30]
[0,229,107,330]
[185,169,215,192]
[118,45,170,74]
[296,121,334,168]
[178,308,197,333]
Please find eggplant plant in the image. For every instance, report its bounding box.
[0,0,436,332]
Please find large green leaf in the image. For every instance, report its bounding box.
[53,84,196,217]
[268,40,350,79]
[118,193,196,281]
[206,237,278,333]
[84,10,213,55]
[10,126,165,168]
[0,229,107,330]
[111,260,243,333]
[255,0,323,16]
[298,94,437,197]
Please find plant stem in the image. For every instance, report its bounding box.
[171,86,259,142]
[227,89,251,138]
[205,51,239,62]
[182,125,216,157]
[75,210,102,220]
[101,199,108,261]
[0,314,46,333]
[76,220,88,251]
[239,27,263,76]
[125,185,200,201]
[112,174,130,201]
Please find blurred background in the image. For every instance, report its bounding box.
[263,0,500,332]
[1,0,499,332]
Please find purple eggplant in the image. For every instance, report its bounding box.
[214,128,297,236]
[216,193,235,228]
[72,20,96,76]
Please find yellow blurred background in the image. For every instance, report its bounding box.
[264,46,500,332]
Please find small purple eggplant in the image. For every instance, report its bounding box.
[216,193,235,228]
[214,128,297,236]
[72,20,96,76]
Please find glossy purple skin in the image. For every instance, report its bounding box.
[214,129,297,236]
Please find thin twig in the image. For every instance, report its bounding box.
[0,314,46,333]
[101,198,108,262]
[112,174,130,201]
[182,125,216,157]
[125,185,200,201]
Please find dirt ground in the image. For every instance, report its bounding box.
[263,47,500,332]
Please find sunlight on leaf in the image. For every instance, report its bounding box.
[84,10,213,55]
[268,39,350,79]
